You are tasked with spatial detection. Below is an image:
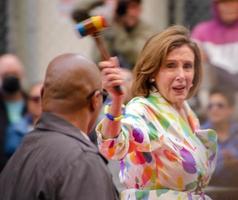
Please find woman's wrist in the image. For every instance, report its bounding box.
[110,94,124,103]
[109,96,124,116]
[104,104,125,121]
[101,97,124,138]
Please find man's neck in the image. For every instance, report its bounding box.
[56,110,90,135]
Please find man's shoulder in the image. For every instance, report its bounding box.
[23,129,95,165]
[13,129,102,178]
[36,130,108,178]
[28,128,85,150]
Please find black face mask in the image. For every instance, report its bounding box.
[2,75,21,95]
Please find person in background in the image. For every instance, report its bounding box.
[104,0,154,69]
[97,25,217,199]
[4,82,43,157]
[0,54,27,172]
[27,82,43,126]
[0,53,118,200]
[71,0,154,69]
[72,0,119,24]
[191,0,238,114]
[202,88,238,189]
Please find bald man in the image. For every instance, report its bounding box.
[0,54,118,200]
[0,54,27,171]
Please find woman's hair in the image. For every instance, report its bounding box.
[131,25,202,98]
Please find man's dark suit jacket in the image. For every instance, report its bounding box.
[0,112,118,200]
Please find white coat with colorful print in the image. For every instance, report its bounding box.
[97,92,217,200]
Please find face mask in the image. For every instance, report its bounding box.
[2,75,21,95]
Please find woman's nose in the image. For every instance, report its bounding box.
[175,67,185,80]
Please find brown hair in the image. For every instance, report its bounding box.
[131,25,202,99]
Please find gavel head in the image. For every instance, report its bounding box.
[75,16,107,37]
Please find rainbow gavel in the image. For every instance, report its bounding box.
[76,16,107,37]
[75,16,110,60]
[75,16,122,94]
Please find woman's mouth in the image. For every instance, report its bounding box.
[172,86,186,94]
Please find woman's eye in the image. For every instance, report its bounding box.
[184,63,193,69]
[166,63,176,68]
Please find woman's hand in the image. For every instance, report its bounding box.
[99,57,125,100]
[99,57,125,138]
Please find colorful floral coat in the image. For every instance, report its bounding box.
[97,92,217,200]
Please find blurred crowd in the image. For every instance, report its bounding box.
[0,54,43,171]
[0,0,238,199]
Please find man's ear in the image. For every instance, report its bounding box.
[89,91,101,112]
[40,87,44,99]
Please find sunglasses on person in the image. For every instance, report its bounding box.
[86,89,108,103]
[28,96,41,103]
[207,102,227,110]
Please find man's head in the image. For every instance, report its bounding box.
[0,54,24,95]
[214,0,238,25]
[42,54,104,133]
[116,0,142,31]
[207,87,235,125]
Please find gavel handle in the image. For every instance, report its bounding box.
[93,35,110,60]
[93,33,123,95]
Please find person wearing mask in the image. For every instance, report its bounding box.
[0,54,118,200]
[202,88,238,198]
[4,82,43,157]
[97,25,217,199]
[0,54,27,171]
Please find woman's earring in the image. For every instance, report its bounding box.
[150,78,155,83]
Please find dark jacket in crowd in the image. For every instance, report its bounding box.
[0,112,118,200]
[0,91,27,172]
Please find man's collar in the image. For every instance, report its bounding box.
[35,112,98,153]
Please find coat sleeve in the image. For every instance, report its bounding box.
[55,152,118,200]
[97,101,160,160]
[196,129,218,186]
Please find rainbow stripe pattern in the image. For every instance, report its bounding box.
[75,16,107,37]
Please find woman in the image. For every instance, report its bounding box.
[97,25,217,199]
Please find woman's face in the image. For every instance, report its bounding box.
[155,45,195,107]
